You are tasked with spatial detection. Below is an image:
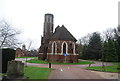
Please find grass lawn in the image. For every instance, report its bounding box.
[27,59,49,64]
[86,63,120,73]
[24,66,51,79]
[27,58,94,65]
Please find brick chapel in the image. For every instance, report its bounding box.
[39,13,78,63]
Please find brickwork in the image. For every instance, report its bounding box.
[48,40,77,54]
[39,40,79,63]
[47,54,78,63]
[15,48,24,57]
[39,14,79,63]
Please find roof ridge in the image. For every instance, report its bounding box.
[50,26,77,41]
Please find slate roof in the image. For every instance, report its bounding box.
[50,25,77,41]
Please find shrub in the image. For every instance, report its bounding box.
[2,48,15,73]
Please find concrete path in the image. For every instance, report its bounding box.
[48,64,119,79]
[48,65,103,79]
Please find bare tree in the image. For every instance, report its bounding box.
[117,25,120,36]
[102,28,115,41]
[78,33,92,45]
[0,20,21,49]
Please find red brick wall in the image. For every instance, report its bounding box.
[38,40,79,63]
[16,48,24,57]
[48,40,77,54]
[47,54,78,63]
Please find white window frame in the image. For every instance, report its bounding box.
[52,41,57,54]
[61,41,68,54]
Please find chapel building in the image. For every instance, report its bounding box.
[39,13,78,63]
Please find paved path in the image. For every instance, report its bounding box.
[48,65,103,79]
[15,58,114,68]
[48,64,119,79]
[15,58,119,79]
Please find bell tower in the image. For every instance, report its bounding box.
[39,13,54,60]
[43,13,54,39]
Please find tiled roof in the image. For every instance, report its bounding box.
[50,25,77,41]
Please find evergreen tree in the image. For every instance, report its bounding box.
[81,45,88,59]
[103,39,118,62]
[86,32,102,60]
[102,41,108,61]
[117,26,120,62]
[114,26,120,62]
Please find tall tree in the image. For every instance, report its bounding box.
[103,39,117,62]
[114,26,120,62]
[117,26,120,62]
[78,34,92,59]
[103,28,115,41]
[86,32,102,60]
[102,27,119,62]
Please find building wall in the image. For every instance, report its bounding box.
[47,55,78,63]
[16,48,31,57]
[48,40,77,54]
[46,40,78,63]
[39,14,79,63]
[15,48,24,57]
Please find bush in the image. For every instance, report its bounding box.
[2,48,15,73]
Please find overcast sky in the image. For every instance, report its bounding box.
[0,0,119,49]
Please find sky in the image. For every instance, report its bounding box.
[0,0,119,49]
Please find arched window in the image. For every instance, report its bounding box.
[52,42,57,54]
[63,43,66,54]
[53,43,55,54]
[62,42,68,54]
[70,43,73,54]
